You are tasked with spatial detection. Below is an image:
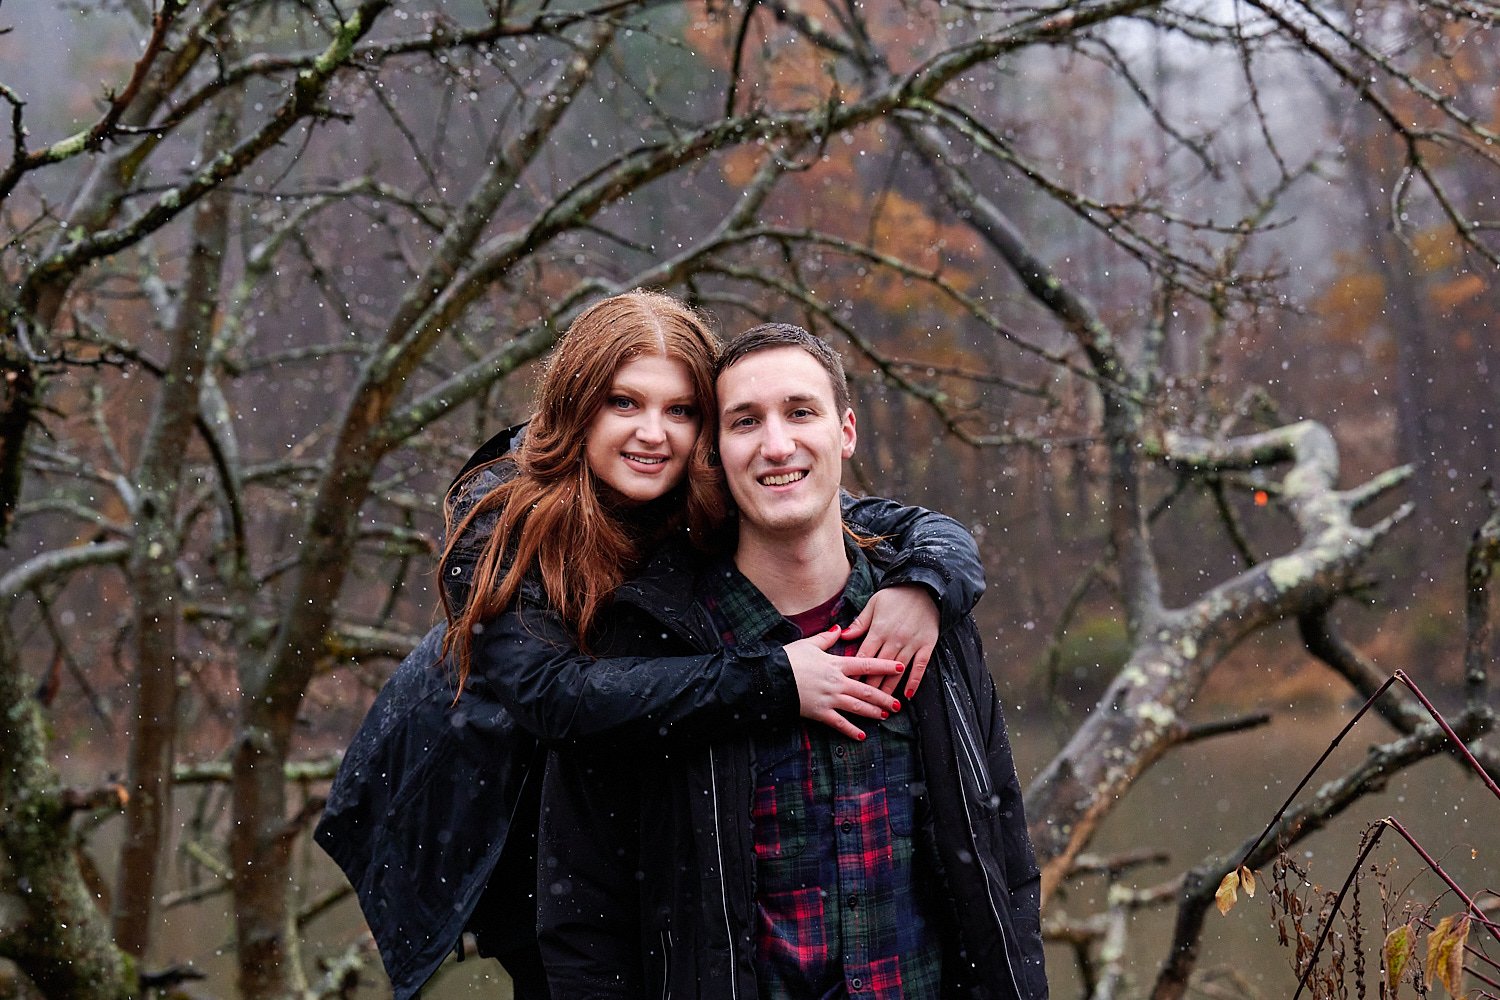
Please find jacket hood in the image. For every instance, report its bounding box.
[449,421,527,494]
[439,423,528,614]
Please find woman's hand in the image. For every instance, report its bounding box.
[784,628,905,741]
[839,584,940,699]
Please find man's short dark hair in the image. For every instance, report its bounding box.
[716,323,851,413]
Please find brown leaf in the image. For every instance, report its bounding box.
[1424,914,1470,996]
[1425,915,1453,985]
[1216,870,1240,916]
[1441,916,1470,996]
[1239,866,1257,898]
[1384,923,1415,994]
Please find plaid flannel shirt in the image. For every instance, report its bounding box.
[702,546,941,1000]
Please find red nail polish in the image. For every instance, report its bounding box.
[880,711,889,720]
[891,700,902,712]
[857,731,866,741]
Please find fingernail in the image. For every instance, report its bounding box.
[856,731,866,741]
[891,700,902,712]
[880,711,889,719]
[905,687,916,699]
[827,625,840,633]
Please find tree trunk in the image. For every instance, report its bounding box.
[1027,423,1410,898]
[113,87,237,956]
[229,720,306,998]
[0,624,136,999]
[1348,120,1435,511]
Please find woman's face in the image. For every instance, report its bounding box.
[583,353,702,503]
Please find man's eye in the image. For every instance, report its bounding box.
[790,408,815,419]
[731,416,757,429]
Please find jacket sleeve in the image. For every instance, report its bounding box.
[841,491,985,630]
[965,625,1048,998]
[537,748,644,998]
[467,601,799,746]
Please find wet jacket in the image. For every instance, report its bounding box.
[538,541,1047,1000]
[314,425,988,999]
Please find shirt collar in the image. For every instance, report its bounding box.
[706,534,875,645]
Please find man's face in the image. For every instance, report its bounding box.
[716,346,855,538]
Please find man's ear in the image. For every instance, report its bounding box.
[840,408,856,459]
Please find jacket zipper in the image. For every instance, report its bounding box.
[707,745,740,1000]
[943,669,993,798]
[617,582,736,997]
[942,662,1024,999]
[659,928,673,1000]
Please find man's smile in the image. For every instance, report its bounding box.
[759,470,808,486]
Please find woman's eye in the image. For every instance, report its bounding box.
[669,404,698,419]
[609,395,635,410]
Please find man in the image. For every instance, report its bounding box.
[539,325,1048,999]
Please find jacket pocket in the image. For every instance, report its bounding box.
[381,737,466,927]
[751,726,811,859]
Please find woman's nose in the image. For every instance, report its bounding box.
[635,412,667,444]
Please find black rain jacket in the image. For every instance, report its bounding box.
[313,426,987,999]
[538,541,1048,1000]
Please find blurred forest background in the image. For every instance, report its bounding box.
[1,1,1497,998]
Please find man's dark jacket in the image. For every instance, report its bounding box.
[313,427,988,999]
[539,541,1048,1000]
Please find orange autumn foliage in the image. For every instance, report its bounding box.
[1429,273,1487,314]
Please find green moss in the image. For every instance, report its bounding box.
[1052,612,1133,687]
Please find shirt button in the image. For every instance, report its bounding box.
[851,979,864,991]
[840,819,853,833]
[835,745,846,758]
[848,895,859,910]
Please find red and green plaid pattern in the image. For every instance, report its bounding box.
[703,551,941,1000]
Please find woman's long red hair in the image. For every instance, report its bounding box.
[439,290,724,690]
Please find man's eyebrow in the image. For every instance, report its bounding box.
[721,392,818,413]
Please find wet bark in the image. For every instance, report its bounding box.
[113,81,238,957]
[1028,424,1410,897]
[1347,115,1436,514]
[0,625,135,999]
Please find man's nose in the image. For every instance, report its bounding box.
[760,419,793,460]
